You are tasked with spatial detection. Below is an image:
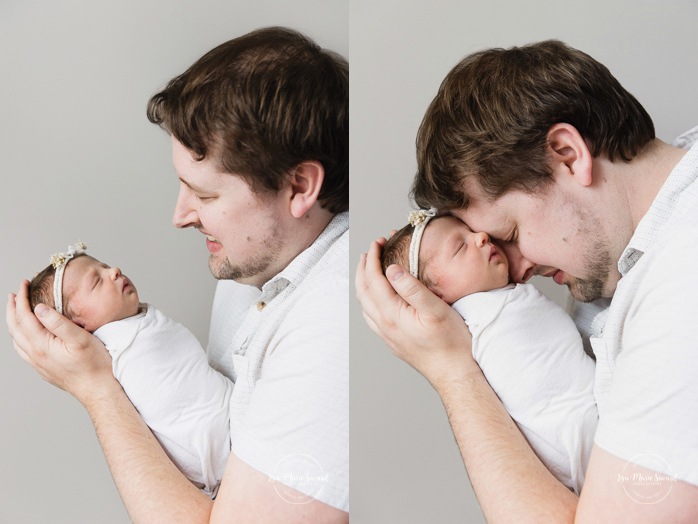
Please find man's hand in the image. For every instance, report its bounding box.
[6,280,118,405]
[355,238,478,386]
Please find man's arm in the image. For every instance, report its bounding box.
[356,241,577,522]
[7,282,345,523]
[578,446,698,522]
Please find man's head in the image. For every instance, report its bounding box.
[413,40,654,210]
[29,255,140,333]
[412,40,654,301]
[148,27,348,287]
[382,216,509,305]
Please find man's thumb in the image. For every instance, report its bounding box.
[34,304,82,340]
[385,264,436,311]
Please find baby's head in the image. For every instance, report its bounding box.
[381,212,510,305]
[29,244,140,332]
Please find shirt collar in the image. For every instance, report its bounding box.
[259,212,349,301]
[618,130,698,276]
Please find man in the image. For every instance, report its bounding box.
[8,27,348,523]
[357,40,698,521]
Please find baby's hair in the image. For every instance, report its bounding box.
[29,265,56,311]
[380,221,436,290]
[28,255,86,320]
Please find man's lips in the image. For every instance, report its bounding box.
[543,269,565,285]
[553,270,565,285]
[200,230,220,242]
[202,232,222,253]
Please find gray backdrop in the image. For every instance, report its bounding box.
[2,0,698,523]
[0,1,346,523]
[350,1,698,522]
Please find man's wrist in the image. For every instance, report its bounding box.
[424,356,485,396]
[76,375,124,412]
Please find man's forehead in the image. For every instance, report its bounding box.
[172,137,227,182]
[452,203,511,234]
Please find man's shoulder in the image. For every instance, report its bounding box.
[293,221,349,297]
[639,205,698,281]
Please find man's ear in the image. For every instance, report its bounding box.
[546,123,593,187]
[288,161,325,218]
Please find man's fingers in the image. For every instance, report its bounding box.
[12,340,33,365]
[356,241,403,318]
[6,292,17,332]
[15,279,32,313]
[361,309,381,338]
[7,283,50,358]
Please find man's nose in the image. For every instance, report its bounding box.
[498,242,536,283]
[172,187,197,229]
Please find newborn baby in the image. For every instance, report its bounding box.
[382,211,598,493]
[29,243,232,497]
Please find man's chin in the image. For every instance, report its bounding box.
[209,255,240,281]
[567,277,606,303]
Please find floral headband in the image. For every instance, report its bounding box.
[407,208,437,278]
[50,242,87,314]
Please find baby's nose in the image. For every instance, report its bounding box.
[110,267,122,279]
[475,231,489,247]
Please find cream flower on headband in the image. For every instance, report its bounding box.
[408,209,436,228]
[51,242,87,269]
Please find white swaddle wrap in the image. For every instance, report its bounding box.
[453,283,598,493]
[95,304,233,496]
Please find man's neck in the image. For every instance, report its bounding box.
[622,139,688,229]
[591,139,687,246]
[252,207,337,289]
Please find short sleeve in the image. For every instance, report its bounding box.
[594,225,698,485]
[230,273,349,511]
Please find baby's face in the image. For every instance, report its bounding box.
[61,255,140,332]
[420,216,510,304]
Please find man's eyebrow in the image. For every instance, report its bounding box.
[178,176,210,194]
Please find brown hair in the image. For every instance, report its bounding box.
[147,27,348,213]
[413,40,655,210]
[29,265,56,312]
[380,221,436,290]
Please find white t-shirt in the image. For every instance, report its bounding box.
[207,212,349,511]
[589,127,698,484]
[453,284,597,493]
[95,304,233,496]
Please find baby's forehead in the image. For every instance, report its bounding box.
[63,255,104,289]
[70,254,103,271]
[428,216,471,238]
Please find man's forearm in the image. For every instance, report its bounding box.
[83,382,213,524]
[434,370,578,523]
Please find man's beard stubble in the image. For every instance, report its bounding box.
[565,216,615,303]
[208,230,285,284]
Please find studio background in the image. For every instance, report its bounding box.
[0,1,347,522]
[349,1,698,522]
